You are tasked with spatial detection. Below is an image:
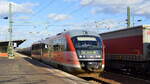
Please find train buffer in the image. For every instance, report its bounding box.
[0,53,90,84]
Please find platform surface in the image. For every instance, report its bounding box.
[0,53,90,84]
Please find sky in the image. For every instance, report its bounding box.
[0,0,150,48]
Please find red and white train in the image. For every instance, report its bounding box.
[100,25,150,73]
[31,30,105,74]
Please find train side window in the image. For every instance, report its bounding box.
[37,44,40,49]
[63,38,67,51]
[59,45,65,51]
[53,44,65,51]
[41,43,45,49]
[32,45,36,50]
[31,46,34,50]
[53,45,59,51]
[32,44,42,50]
[48,45,53,52]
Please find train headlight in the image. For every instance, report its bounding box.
[83,55,86,58]
[79,55,86,58]
[79,55,83,58]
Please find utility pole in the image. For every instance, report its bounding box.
[132,16,135,26]
[8,3,14,59]
[127,6,131,28]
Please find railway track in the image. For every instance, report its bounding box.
[77,72,120,84]
[76,71,150,84]
[106,69,150,83]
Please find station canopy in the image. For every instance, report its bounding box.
[0,40,26,48]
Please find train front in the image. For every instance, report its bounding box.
[71,32,104,72]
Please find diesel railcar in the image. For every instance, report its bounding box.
[17,47,31,56]
[31,30,105,74]
[100,25,150,73]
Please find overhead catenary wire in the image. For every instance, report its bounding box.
[46,4,90,27]
[14,1,93,32]
[30,0,56,19]
[17,1,90,24]
[24,1,87,26]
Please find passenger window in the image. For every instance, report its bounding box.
[53,45,59,51]
[53,44,65,51]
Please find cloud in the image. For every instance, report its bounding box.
[48,13,71,21]
[133,2,150,16]
[0,25,8,32]
[78,0,150,17]
[83,0,143,5]
[0,26,8,40]
[80,0,93,5]
[0,0,36,16]
[64,0,77,2]
[64,0,150,17]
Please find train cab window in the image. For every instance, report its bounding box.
[72,36,102,49]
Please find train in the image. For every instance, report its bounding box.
[17,47,31,56]
[19,30,105,74]
[100,25,150,73]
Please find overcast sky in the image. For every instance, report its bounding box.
[0,0,150,47]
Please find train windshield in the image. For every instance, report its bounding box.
[72,36,102,49]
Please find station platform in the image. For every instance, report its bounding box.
[0,53,90,84]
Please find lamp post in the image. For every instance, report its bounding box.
[127,6,131,28]
[7,3,14,59]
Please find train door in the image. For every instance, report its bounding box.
[48,45,53,59]
[143,27,150,59]
[41,43,48,62]
[143,26,150,73]
[38,43,44,60]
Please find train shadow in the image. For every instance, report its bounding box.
[22,55,121,84]
[23,57,49,68]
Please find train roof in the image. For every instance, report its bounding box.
[100,25,150,35]
[32,30,101,45]
[63,29,100,37]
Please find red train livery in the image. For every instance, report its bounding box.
[31,30,105,74]
[100,25,150,73]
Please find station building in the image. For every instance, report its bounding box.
[0,40,25,57]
